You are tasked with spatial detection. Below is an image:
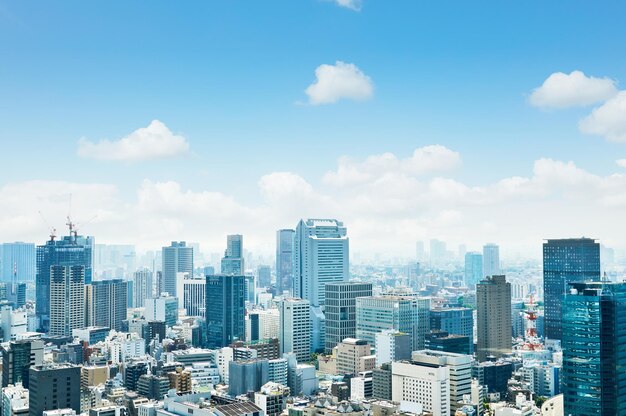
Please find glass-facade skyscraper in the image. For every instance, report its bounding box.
[464,252,483,288]
[36,232,93,334]
[276,229,295,296]
[562,281,626,415]
[205,274,245,348]
[482,243,500,278]
[161,241,193,297]
[1,242,36,283]
[221,235,244,276]
[543,238,600,341]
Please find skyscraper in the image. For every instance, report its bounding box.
[161,241,193,297]
[88,279,128,331]
[205,274,246,348]
[429,239,447,265]
[177,275,206,317]
[257,265,271,288]
[324,282,373,353]
[221,235,244,275]
[1,339,44,388]
[145,295,179,327]
[1,242,35,283]
[276,229,295,295]
[464,252,483,288]
[133,268,153,308]
[543,238,601,341]
[482,243,500,278]
[293,219,349,307]
[278,298,311,362]
[36,231,93,333]
[430,307,474,354]
[562,281,626,415]
[476,275,511,361]
[49,265,85,337]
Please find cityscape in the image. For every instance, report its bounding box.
[1,1,625,416]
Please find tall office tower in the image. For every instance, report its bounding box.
[375,330,411,366]
[1,242,35,283]
[356,295,431,351]
[416,241,425,262]
[543,238,600,341]
[276,229,295,295]
[430,307,474,354]
[1,339,44,388]
[324,282,373,353]
[476,275,512,361]
[482,243,500,278]
[221,235,244,275]
[36,230,93,333]
[49,265,85,337]
[88,279,128,331]
[411,350,472,416]
[257,265,271,288]
[205,274,246,348]
[145,295,179,327]
[28,364,81,416]
[464,252,483,288]
[392,360,450,416]
[562,281,626,415]
[161,241,193,297]
[278,298,311,362]
[294,219,349,307]
[133,268,153,308]
[245,275,256,304]
[429,239,447,265]
[177,275,206,317]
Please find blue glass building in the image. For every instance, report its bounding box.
[464,252,483,288]
[1,242,36,283]
[562,281,626,415]
[543,238,600,341]
[430,307,474,353]
[205,274,245,348]
[36,232,93,333]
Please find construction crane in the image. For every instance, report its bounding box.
[38,210,57,241]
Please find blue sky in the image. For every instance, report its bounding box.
[1,1,626,258]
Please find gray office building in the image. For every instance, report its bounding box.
[476,275,512,361]
[276,229,295,295]
[228,359,269,396]
[324,282,373,353]
[29,364,81,416]
[89,279,128,331]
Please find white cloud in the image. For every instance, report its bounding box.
[77,120,189,162]
[616,159,626,168]
[579,91,626,142]
[529,70,617,109]
[334,0,362,11]
[323,145,461,187]
[305,61,373,105]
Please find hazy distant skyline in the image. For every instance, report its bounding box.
[1,1,626,257]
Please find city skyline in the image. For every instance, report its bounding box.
[1,2,626,257]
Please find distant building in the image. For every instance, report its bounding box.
[472,360,514,396]
[276,229,295,296]
[482,244,500,278]
[49,265,85,337]
[374,330,411,366]
[177,275,206,318]
[425,330,471,355]
[464,252,483,288]
[335,338,374,375]
[1,242,35,283]
[257,265,271,288]
[221,235,244,276]
[430,307,474,354]
[1,339,44,388]
[229,359,269,396]
[476,275,511,361]
[133,268,153,308]
[543,238,600,341]
[161,241,193,297]
[88,279,127,331]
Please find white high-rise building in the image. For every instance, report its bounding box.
[176,274,206,318]
[279,298,311,362]
[293,219,349,307]
[1,306,27,342]
[375,330,411,367]
[246,309,280,341]
[49,265,85,337]
[483,243,501,278]
[392,361,450,416]
[133,268,153,308]
[411,350,472,415]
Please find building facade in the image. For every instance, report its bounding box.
[161,241,193,297]
[205,274,246,348]
[324,282,373,353]
[276,229,295,296]
[476,275,511,361]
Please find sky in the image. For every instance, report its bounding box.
[1,0,626,259]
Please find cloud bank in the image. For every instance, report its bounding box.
[305,61,373,105]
